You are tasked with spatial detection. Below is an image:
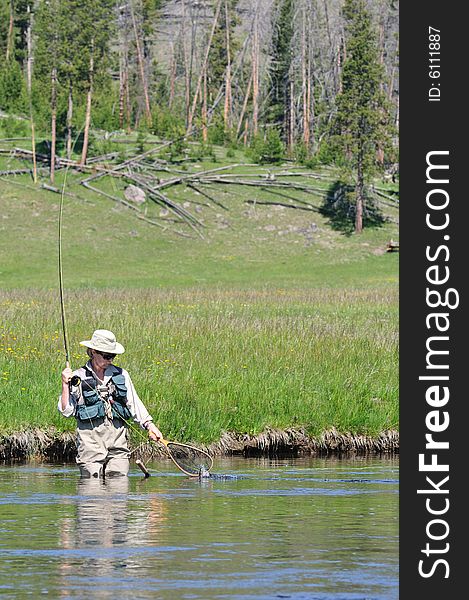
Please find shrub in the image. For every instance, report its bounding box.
[0,61,28,113]
[248,129,284,164]
[0,116,29,138]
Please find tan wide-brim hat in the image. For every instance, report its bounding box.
[79,330,125,354]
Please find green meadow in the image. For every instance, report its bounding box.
[0,143,398,444]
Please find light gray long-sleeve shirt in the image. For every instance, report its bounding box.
[58,361,153,429]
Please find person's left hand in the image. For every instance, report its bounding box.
[147,422,163,442]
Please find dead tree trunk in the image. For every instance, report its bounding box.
[66,82,73,160]
[202,70,208,143]
[80,46,94,166]
[289,79,295,153]
[243,117,249,146]
[181,0,191,126]
[119,56,126,129]
[26,3,37,183]
[50,66,57,183]
[223,0,232,131]
[355,151,364,233]
[168,43,176,109]
[186,0,222,135]
[251,10,259,136]
[118,4,131,131]
[6,1,14,60]
[236,74,252,137]
[130,0,152,126]
[26,4,33,91]
[301,9,310,150]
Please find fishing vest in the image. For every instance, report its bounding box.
[76,366,132,424]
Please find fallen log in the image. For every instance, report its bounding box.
[373,188,399,204]
[0,168,45,176]
[197,176,327,196]
[245,200,316,212]
[259,187,320,211]
[187,183,229,211]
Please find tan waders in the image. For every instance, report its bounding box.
[76,418,130,478]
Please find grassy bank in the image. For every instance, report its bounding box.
[0,145,398,448]
[1,286,398,444]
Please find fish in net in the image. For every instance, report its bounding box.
[162,440,213,477]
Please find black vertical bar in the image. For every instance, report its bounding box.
[401,3,465,598]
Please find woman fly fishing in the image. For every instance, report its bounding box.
[59,329,162,478]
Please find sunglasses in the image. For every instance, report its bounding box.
[94,350,116,360]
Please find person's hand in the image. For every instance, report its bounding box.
[146,423,163,442]
[62,367,73,386]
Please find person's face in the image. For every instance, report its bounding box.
[91,349,116,369]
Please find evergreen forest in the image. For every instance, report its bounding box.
[0,0,398,233]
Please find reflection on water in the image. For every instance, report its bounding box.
[0,456,398,599]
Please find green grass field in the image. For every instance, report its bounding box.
[0,138,398,443]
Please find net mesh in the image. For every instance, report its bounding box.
[166,442,213,476]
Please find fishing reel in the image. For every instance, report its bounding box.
[70,375,81,387]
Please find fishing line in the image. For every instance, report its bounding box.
[58,124,85,373]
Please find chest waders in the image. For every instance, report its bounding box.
[76,367,132,424]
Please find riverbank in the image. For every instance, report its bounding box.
[0,427,399,462]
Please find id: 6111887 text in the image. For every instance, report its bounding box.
[428,26,441,102]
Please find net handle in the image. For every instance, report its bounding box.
[159,438,214,477]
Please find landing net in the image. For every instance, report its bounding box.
[166,442,213,476]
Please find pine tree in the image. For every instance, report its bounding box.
[267,0,294,140]
[331,0,392,233]
[0,0,28,113]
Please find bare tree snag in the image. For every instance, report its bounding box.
[26,3,37,183]
[181,0,191,125]
[236,74,252,138]
[301,8,309,150]
[223,0,232,131]
[119,58,126,129]
[6,0,14,61]
[80,44,94,166]
[243,117,249,146]
[130,0,152,125]
[66,82,73,160]
[202,69,208,143]
[251,10,260,136]
[168,43,176,109]
[289,79,295,152]
[50,66,57,183]
[186,0,222,135]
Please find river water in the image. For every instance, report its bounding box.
[0,455,398,599]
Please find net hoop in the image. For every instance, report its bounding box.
[160,439,213,477]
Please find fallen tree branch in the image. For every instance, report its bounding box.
[245,199,317,212]
[195,176,327,196]
[0,168,47,176]
[118,173,206,238]
[259,187,320,211]
[187,183,229,211]
[81,180,168,229]
[373,188,399,204]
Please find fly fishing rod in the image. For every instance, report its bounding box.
[58,149,81,388]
